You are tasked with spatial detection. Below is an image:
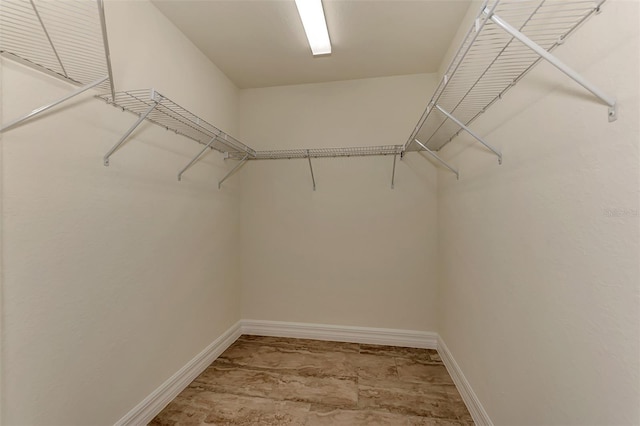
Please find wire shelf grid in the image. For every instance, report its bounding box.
[97,89,256,157]
[405,0,605,152]
[0,0,114,95]
[253,145,403,160]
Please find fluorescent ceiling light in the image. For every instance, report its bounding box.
[295,0,331,56]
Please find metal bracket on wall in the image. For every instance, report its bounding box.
[0,0,115,132]
[178,136,218,181]
[29,0,66,78]
[218,154,249,189]
[404,0,613,163]
[0,76,108,133]
[391,153,398,189]
[434,104,502,164]
[486,8,617,122]
[104,100,158,166]
[307,150,316,191]
[97,89,256,168]
[414,139,459,180]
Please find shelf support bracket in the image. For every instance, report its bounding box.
[414,139,459,180]
[486,9,617,122]
[218,154,249,189]
[0,76,108,133]
[177,135,218,181]
[97,0,116,99]
[307,150,316,191]
[104,101,158,166]
[391,153,397,189]
[30,0,68,78]
[435,104,502,164]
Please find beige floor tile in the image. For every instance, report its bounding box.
[306,407,468,426]
[237,335,360,353]
[358,383,461,419]
[191,366,358,408]
[346,352,399,380]
[395,357,456,385]
[201,393,310,425]
[152,389,310,425]
[149,399,211,425]
[356,379,470,421]
[216,342,356,378]
[359,344,442,364]
[151,336,472,425]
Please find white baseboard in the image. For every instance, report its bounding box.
[114,321,242,426]
[115,320,492,426]
[240,319,438,349]
[437,336,493,426]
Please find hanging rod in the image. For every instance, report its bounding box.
[97,89,256,165]
[0,0,115,131]
[404,0,611,154]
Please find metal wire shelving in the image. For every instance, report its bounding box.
[97,88,403,189]
[97,90,254,160]
[0,0,615,189]
[97,89,258,184]
[252,146,404,190]
[0,0,114,132]
[253,145,403,160]
[403,0,615,177]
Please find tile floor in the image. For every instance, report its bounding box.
[150,335,473,425]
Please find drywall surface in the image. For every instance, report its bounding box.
[0,31,3,426]
[238,74,440,331]
[436,1,640,424]
[1,1,242,424]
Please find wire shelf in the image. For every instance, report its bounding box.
[253,145,403,160]
[405,0,605,152]
[0,0,114,96]
[97,89,256,157]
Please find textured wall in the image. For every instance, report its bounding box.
[1,1,243,424]
[436,1,640,424]
[238,74,441,331]
[2,1,638,424]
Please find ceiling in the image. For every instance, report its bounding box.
[152,0,472,89]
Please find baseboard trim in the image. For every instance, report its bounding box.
[114,321,242,426]
[437,336,493,426]
[114,321,493,425]
[240,319,438,349]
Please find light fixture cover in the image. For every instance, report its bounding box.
[294,0,331,55]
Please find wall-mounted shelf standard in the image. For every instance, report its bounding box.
[97,89,256,181]
[0,0,114,132]
[404,0,614,164]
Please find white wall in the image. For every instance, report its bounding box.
[436,1,640,424]
[3,0,637,424]
[238,74,441,331]
[1,1,243,424]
